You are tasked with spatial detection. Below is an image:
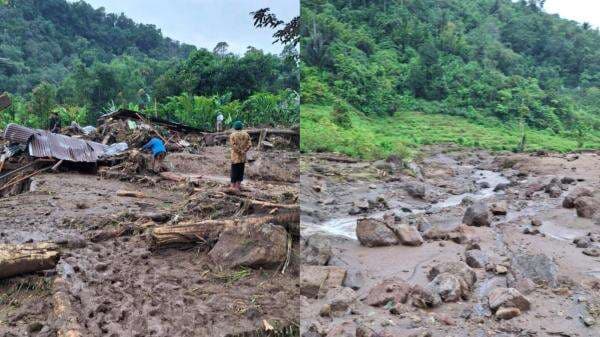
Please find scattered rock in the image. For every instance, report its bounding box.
[325,287,357,313]
[405,183,426,199]
[574,196,599,218]
[428,261,476,288]
[490,201,508,215]
[391,224,424,246]
[364,278,411,307]
[410,284,442,308]
[495,307,521,320]
[561,177,576,184]
[488,287,530,312]
[495,265,508,274]
[523,227,540,235]
[208,223,287,268]
[545,178,563,198]
[300,265,347,298]
[465,249,488,269]
[426,272,469,302]
[531,218,542,227]
[463,202,490,227]
[356,218,398,247]
[582,248,600,257]
[563,187,593,208]
[302,234,332,266]
[512,253,558,287]
[494,183,510,192]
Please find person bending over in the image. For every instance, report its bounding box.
[142,137,167,171]
[229,121,251,191]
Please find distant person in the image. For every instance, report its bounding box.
[48,112,61,133]
[229,121,251,191]
[216,113,224,132]
[142,137,167,171]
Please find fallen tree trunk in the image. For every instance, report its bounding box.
[53,277,83,337]
[116,190,146,198]
[150,211,299,249]
[0,242,60,279]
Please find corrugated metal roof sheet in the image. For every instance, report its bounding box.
[3,123,108,162]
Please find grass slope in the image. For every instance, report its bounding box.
[301,105,600,160]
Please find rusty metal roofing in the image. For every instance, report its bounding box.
[3,123,108,162]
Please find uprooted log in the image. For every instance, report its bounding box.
[150,211,299,249]
[53,277,83,337]
[0,242,60,279]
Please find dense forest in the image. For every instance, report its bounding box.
[301,0,600,157]
[0,0,299,130]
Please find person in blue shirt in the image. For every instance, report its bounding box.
[142,137,166,171]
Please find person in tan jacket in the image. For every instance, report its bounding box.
[229,120,252,191]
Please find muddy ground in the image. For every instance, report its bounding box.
[0,145,299,337]
[300,145,600,337]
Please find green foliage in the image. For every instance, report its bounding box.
[154,90,298,131]
[301,0,600,134]
[0,0,299,131]
[301,105,600,159]
[331,100,352,128]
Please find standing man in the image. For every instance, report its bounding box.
[229,121,251,191]
[48,112,61,133]
[142,137,167,172]
[216,112,224,132]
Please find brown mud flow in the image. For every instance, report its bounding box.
[300,145,600,337]
[0,121,300,337]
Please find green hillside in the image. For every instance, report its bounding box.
[301,0,600,157]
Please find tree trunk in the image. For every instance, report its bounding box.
[150,211,299,249]
[53,277,83,337]
[0,242,60,279]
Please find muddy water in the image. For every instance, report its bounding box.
[303,169,510,239]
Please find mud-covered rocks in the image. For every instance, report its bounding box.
[323,287,357,315]
[563,187,593,208]
[390,224,424,246]
[404,182,426,199]
[463,202,490,227]
[300,265,347,298]
[208,223,287,268]
[363,278,411,307]
[488,287,530,313]
[422,224,477,244]
[574,196,599,218]
[301,234,332,265]
[495,307,521,320]
[583,248,600,257]
[544,178,563,198]
[465,249,489,269]
[512,253,558,287]
[356,218,398,247]
[490,201,508,215]
[410,284,442,308]
[428,262,477,288]
[426,272,469,302]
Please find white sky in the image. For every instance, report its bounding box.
[544,0,600,28]
[81,0,299,55]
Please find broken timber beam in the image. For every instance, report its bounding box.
[53,277,83,337]
[150,211,299,249]
[0,242,60,279]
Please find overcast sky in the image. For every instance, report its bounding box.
[544,0,600,28]
[81,0,299,55]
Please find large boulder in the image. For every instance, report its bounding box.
[563,187,593,208]
[465,249,489,269]
[428,261,477,288]
[426,272,469,302]
[300,265,346,298]
[574,196,599,218]
[488,287,530,312]
[410,284,442,308]
[544,179,563,198]
[390,224,424,246]
[404,182,426,199]
[463,202,490,227]
[363,278,412,307]
[356,218,398,247]
[208,223,287,268]
[301,234,332,265]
